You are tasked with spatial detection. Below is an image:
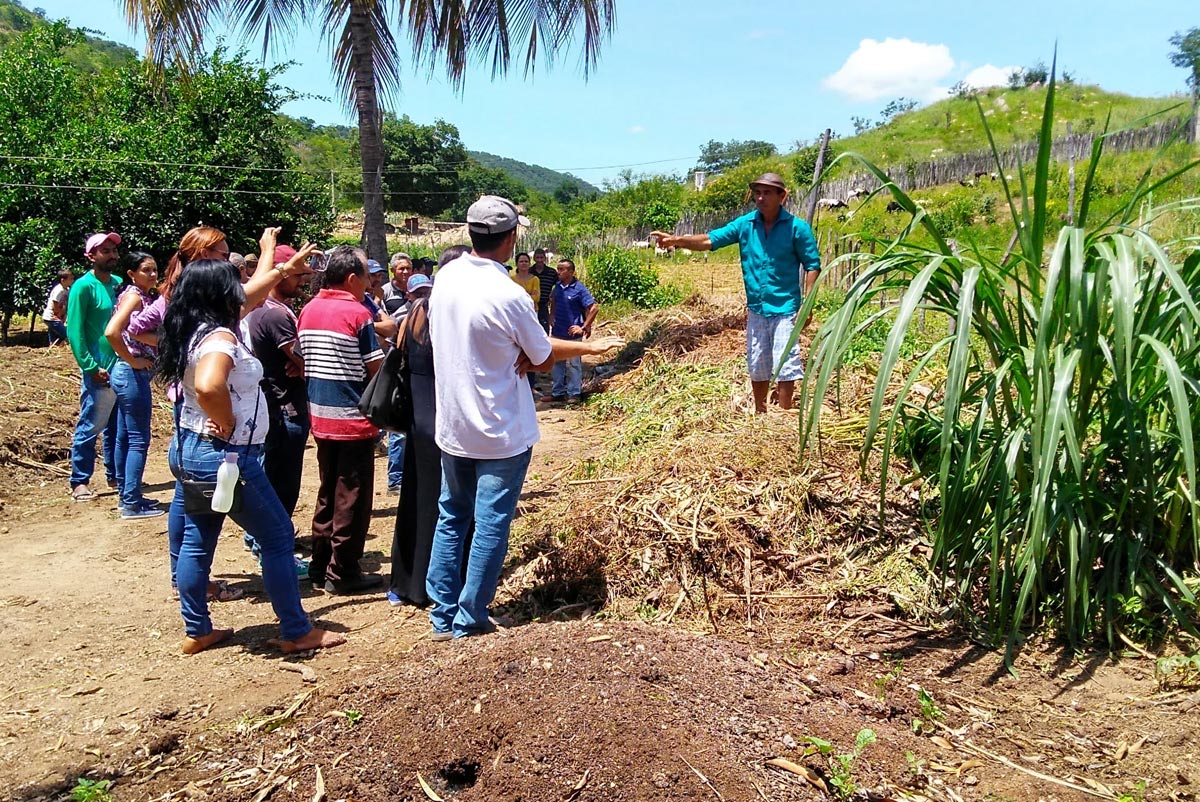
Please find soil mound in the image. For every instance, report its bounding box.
[140,621,922,802]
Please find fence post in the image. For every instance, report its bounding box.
[805,128,833,225]
[1066,123,1076,225]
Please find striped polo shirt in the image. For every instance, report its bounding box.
[296,288,384,440]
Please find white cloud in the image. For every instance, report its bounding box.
[824,38,955,103]
[962,64,1019,89]
[628,124,646,134]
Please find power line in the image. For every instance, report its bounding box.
[0,181,488,197]
[0,139,783,179]
[0,182,325,196]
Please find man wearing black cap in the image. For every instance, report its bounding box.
[652,172,820,413]
[425,195,623,640]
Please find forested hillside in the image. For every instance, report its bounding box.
[0,0,136,72]
[468,150,598,197]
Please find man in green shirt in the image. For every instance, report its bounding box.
[652,172,821,413]
[67,232,124,501]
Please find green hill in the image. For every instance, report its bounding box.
[832,84,1188,167]
[468,150,599,196]
[0,0,138,73]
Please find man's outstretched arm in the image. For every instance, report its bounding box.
[650,231,712,251]
[518,336,625,374]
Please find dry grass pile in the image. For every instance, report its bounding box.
[506,300,934,631]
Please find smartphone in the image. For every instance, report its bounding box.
[309,251,326,272]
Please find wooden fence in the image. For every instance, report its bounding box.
[446,115,1196,293]
[792,115,1194,210]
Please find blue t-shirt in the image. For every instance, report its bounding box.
[550,279,596,339]
[708,207,821,316]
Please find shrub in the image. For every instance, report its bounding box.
[584,246,681,309]
[799,62,1200,657]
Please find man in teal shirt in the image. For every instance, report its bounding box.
[653,172,820,413]
[67,232,123,501]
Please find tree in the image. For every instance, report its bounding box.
[0,22,330,339]
[695,138,777,173]
[374,114,467,216]
[119,0,616,264]
[446,161,528,221]
[553,180,582,205]
[879,97,918,123]
[1169,27,1200,143]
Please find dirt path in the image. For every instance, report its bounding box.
[2,347,1199,802]
[0,387,598,797]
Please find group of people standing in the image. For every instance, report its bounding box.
[56,193,624,651]
[51,169,819,653]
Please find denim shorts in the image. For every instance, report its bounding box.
[746,310,804,382]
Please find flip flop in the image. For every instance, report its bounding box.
[171,581,245,602]
[209,581,245,602]
[71,486,96,502]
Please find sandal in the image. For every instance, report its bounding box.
[71,486,96,502]
[209,581,244,602]
[172,581,245,602]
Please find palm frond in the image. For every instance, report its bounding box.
[120,0,218,73]
[400,0,615,89]
[227,0,315,63]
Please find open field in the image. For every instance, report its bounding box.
[1,299,1197,802]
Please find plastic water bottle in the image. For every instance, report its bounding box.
[212,453,240,513]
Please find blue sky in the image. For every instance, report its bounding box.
[32,0,1196,186]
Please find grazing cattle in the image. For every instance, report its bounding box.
[631,240,651,249]
[886,200,904,213]
[847,187,868,201]
[958,177,976,187]
[816,198,848,210]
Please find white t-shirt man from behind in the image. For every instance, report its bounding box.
[425,195,624,640]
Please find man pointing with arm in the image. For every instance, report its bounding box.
[653,172,820,413]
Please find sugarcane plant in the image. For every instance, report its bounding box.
[792,57,1200,658]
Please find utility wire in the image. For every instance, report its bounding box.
[0,141,781,178]
[0,181,491,196]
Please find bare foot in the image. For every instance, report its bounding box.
[272,627,347,654]
[181,628,233,655]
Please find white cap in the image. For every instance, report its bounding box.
[466,195,530,235]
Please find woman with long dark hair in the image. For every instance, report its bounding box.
[157,255,343,655]
[104,251,162,519]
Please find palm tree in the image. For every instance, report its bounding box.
[119,0,616,262]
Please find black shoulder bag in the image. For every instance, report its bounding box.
[357,309,413,433]
[173,392,256,516]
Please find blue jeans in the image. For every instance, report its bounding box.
[264,411,310,518]
[46,319,67,345]
[426,449,532,637]
[110,361,153,509]
[387,432,406,488]
[173,430,311,641]
[70,371,119,488]
[552,355,582,398]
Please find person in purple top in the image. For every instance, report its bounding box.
[104,251,165,519]
[547,258,598,404]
